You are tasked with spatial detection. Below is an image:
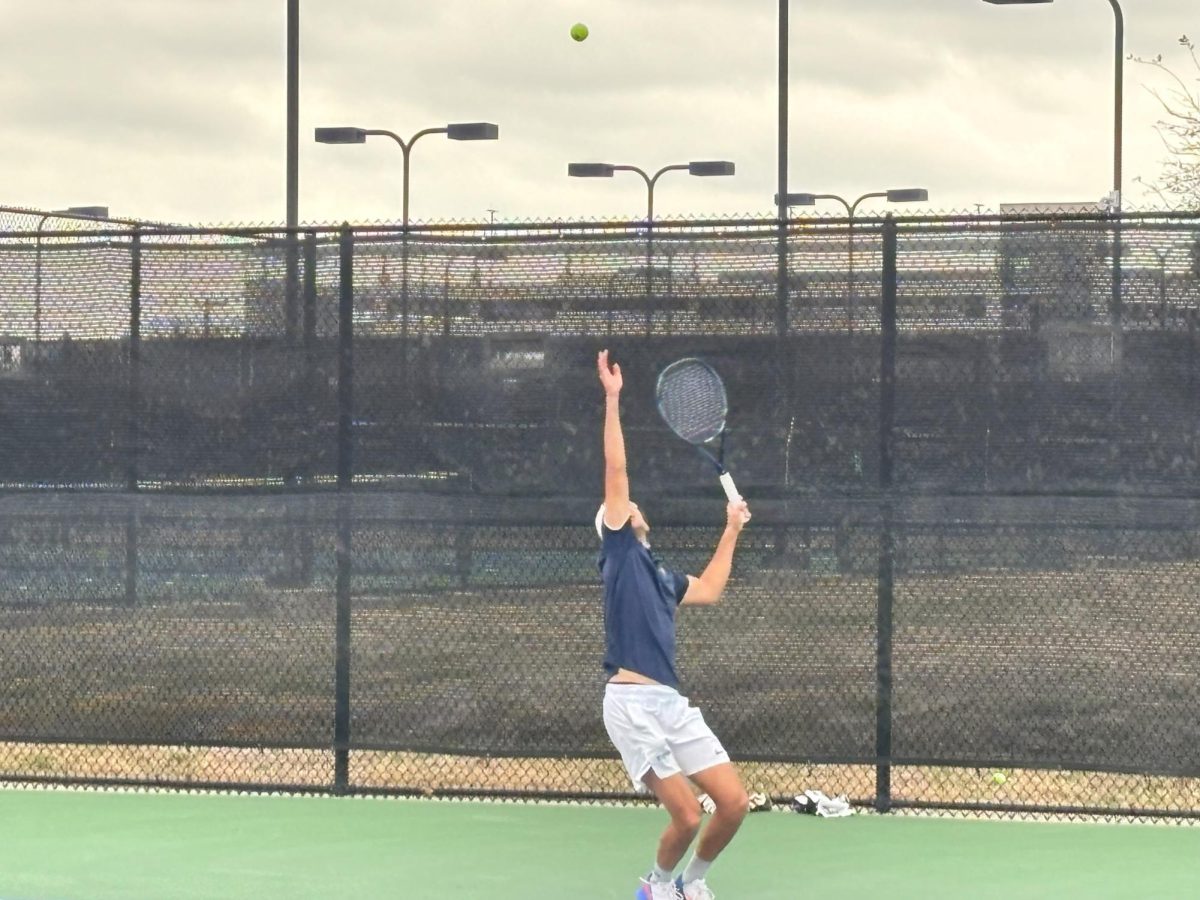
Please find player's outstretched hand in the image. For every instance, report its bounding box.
[597,349,622,397]
[727,499,751,532]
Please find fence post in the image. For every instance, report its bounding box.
[1191,309,1198,469]
[334,225,354,794]
[875,214,898,813]
[1190,307,1197,394]
[286,233,301,344]
[124,227,142,607]
[774,162,792,570]
[299,231,318,587]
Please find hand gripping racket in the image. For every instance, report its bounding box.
[655,357,741,502]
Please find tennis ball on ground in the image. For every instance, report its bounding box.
[570,22,589,42]
[991,771,1007,785]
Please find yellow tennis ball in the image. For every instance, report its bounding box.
[991,771,1007,785]
[570,22,589,42]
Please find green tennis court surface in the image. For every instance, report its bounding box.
[1,789,1197,899]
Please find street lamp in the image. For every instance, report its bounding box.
[316,122,497,406]
[35,206,111,347]
[315,122,499,319]
[568,160,735,330]
[778,189,928,333]
[982,0,1124,320]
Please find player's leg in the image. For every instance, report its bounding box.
[663,696,748,899]
[686,761,749,861]
[604,685,695,898]
[642,769,704,871]
[671,762,748,900]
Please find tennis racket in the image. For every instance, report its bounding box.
[655,357,741,502]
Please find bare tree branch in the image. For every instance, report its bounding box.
[1132,36,1200,207]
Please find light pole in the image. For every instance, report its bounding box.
[982,0,1124,320]
[568,160,735,331]
[286,0,300,343]
[34,206,110,347]
[778,1,790,338]
[315,123,500,323]
[777,189,928,333]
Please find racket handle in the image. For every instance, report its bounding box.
[719,472,741,502]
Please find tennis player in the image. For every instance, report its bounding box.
[596,349,751,900]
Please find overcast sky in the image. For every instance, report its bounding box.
[1,0,1196,225]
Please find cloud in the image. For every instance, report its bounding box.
[0,0,1194,223]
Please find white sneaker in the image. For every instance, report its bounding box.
[680,878,716,900]
[637,876,683,900]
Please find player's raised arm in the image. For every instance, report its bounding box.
[598,349,630,530]
[682,500,751,605]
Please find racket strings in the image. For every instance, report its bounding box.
[657,364,727,444]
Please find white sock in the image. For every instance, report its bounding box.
[681,854,712,885]
[650,863,674,883]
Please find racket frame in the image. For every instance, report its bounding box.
[655,357,742,502]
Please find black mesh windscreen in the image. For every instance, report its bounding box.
[0,212,1198,814]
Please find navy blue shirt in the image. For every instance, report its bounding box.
[599,521,691,689]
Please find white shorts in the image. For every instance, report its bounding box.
[603,683,731,792]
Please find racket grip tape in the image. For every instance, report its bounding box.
[719,471,741,502]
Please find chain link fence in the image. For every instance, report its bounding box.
[0,210,1198,819]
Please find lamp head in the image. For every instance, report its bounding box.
[688,160,735,177]
[568,163,617,178]
[446,122,499,141]
[61,206,110,219]
[885,189,929,203]
[315,127,368,144]
[776,193,818,207]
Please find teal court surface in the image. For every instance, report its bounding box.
[1,788,1198,899]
